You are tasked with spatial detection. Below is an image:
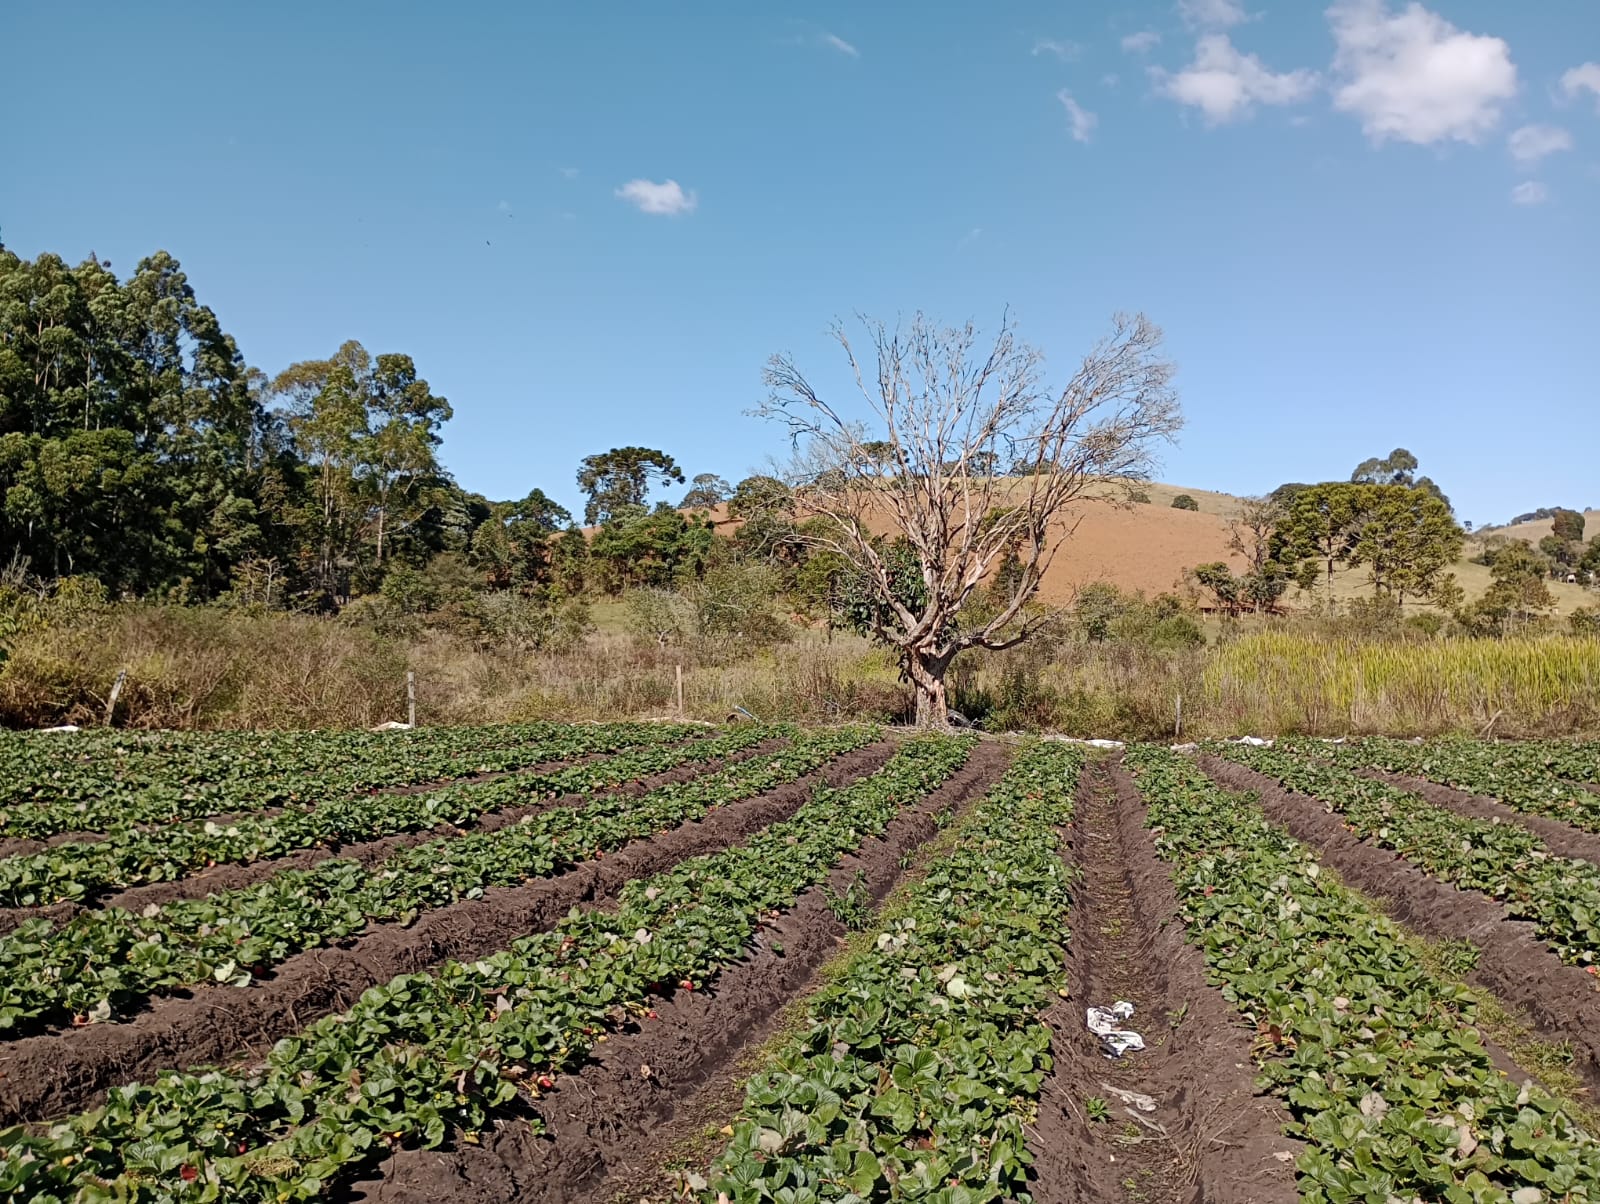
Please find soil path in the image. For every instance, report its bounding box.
[1203,754,1600,1103]
[336,743,1013,1204]
[0,741,892,1125]
[1027,757,1299,1204]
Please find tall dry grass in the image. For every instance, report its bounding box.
[1199,632,1600,737]
[1,603,1595,737]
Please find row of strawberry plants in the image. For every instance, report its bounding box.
[1298,737,1600,834]
[0,725,877,1034]
[0,735,975,1202]
[702,740,1081,1204]
[0,725,778,907]
[1129,746,1600,1204]
[1214,741,1600,968]
[0,722,702,840]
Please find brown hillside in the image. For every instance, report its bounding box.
[685,486,1248,604]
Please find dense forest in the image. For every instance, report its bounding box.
[0,245,738,615]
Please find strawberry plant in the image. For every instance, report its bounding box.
[1297,737,1600,835]
[1214,741,1600,968]
[0,726,877,1032]
[1128,745,1600,1204]
[0,722,703,839]
[0,724,778,906]
[0,735,973,1201]
[704,741,1082,1204]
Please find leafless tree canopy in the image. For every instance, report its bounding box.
[759,310,1182,724]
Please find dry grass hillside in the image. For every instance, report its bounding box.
[1486,509,1600,544]
[685,480,1598,615]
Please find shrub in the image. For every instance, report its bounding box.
[1171,494,1199,511]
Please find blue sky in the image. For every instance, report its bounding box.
[2,0,1596,528]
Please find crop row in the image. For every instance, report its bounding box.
[0,735,974,1202]
[1297,737,1600,835]
[0,725,778,907]
[703,741,1081,1203]
[0,722,703,840]
[1214,742,1600,968]
[0,726,878,1033]
[1128,746,1600,1204]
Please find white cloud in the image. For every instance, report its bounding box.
[1121,30,1162,54]
[559,166,580,180]
[496,199,512,213]
[1511,181,1548,205]
[615,179,698,216]
[1327,0,1517,145]
[1179,0,1247,29]
[822,32,859,58]
[1032,38,1082,61]
[1057,90,1098,143]
[1508,124,1572,164]
[1154,34,1318,124]
[1561,62,1600,110]
[1102,72,1122,88]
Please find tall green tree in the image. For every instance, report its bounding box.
[1282,483,1363,594]
[576,446,683,525]
[0,248,267,596]
[1348,484,1463,604]
[271,341,451,598]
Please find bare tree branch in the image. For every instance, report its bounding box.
[758,310,1182,725]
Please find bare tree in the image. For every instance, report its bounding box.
[760,311,1182,726]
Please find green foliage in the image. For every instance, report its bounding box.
[0,724,753,905]
[0,726,874,1032]
[1170,493,1198,510]
[576,446,684,525]
[0,735,970,1200]
[1131,746,1600,1203]
[679,472,731,510]
[705,741,1082,1203]
[1216,741,1600,966]
[590,508,712,591]
[1552,508,1586,544]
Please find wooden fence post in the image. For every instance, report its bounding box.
[105,669,127,728]
[407,671,417,728]
[675,664,685,720]
[1174,693,1183,740]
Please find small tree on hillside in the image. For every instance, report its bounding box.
[759,310,1181,727]
[1170,493,1198,511]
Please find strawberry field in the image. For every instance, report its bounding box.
[2,724,1600,1202]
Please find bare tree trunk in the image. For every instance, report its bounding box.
[906,648,954,728]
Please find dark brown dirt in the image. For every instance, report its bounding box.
[1362,768,1600,867]
[1028,758,1300,1204]
[0,741,782,938]
[0,740,893,1125]
[335,742,1013,1204]
[1203,755,1600,1104]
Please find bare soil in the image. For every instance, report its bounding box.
[335,742,1012,1204]
[1027,757,1299,1204]
[0,741,892,1125]
[1203,755,1600,1104]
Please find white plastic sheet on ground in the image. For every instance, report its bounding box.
[1086,1000,1145,1058]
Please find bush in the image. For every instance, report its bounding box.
[1171,494,1199,511]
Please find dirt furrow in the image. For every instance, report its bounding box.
[0,741,894,1125]
[0,741,782,936]
[1203,754,1600,1102]
[1028,757,1299,1204]
[335,742,1012,1204]
[1360,768,1600,867]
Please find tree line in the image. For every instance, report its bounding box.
[0,245,747,611]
